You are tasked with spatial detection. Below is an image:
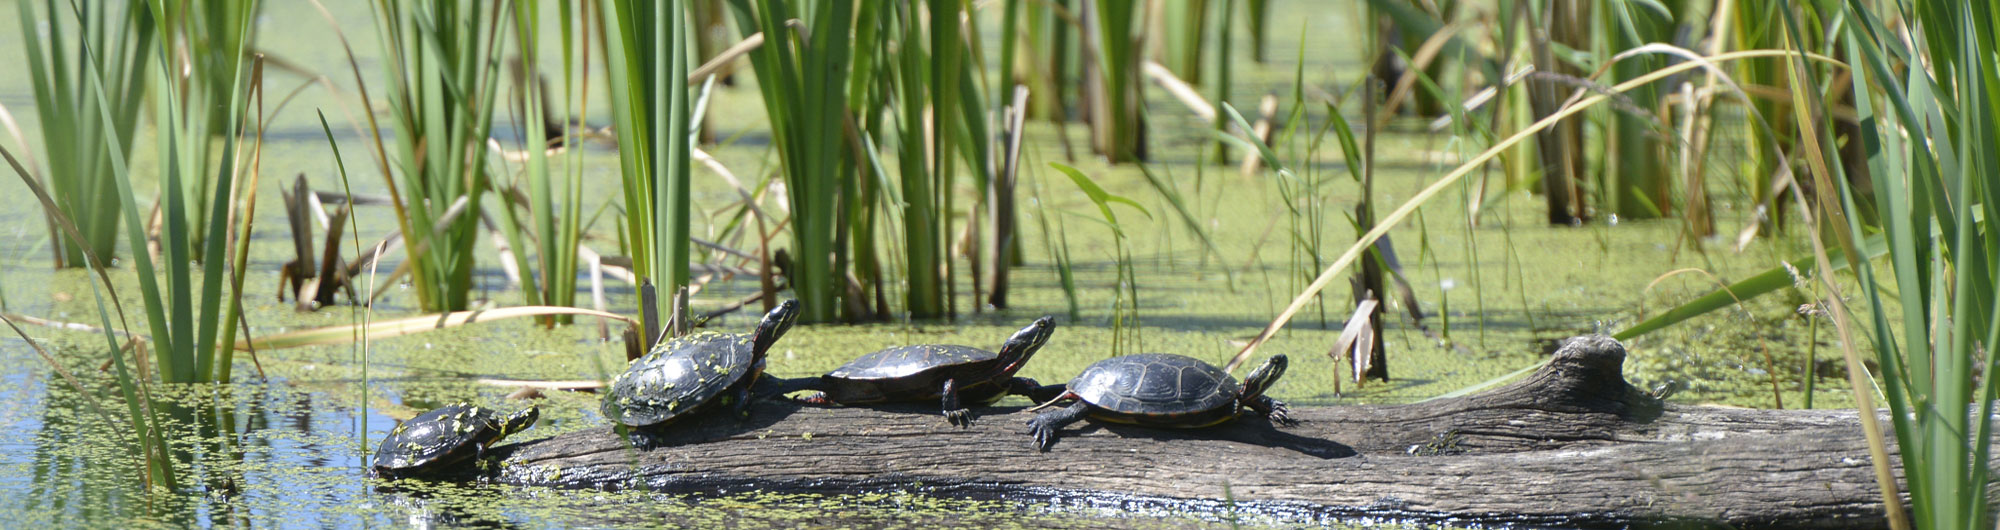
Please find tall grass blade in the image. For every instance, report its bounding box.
[1160,0,1208,85]
[359,0,507,313]
[48,0,264,385]
[498,0,587,325]
[17,0,155,268]
[1243,0,1269,62]
[1134,163,1233,288]
[2,144,174,489]
[1815,0,2000,526]
[1225,50,1842,369]
[1087,0,1144,162]
[1052,162,1149,353]
[1615,235,1885,340]
[1209,0,1234,161]
[724,0,856,322]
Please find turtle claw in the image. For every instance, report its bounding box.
[1025,398,1085,451]
[945,408,972,428]
[1267,400,1300,427]
[1026,418,1055,451]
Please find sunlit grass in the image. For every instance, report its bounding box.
[602,0,697,340]
[156,0,259,255]
[887,0,946,319]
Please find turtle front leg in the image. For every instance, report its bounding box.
[941,379,972,427]
[1026,399,1090,451]
[728,383,756,419]
[1246,395,1299,426]
[619,424,667,450]
[474,443,493,475]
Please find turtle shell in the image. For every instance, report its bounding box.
[828,345,998,380]
[1068,353,1239,417]
[603,331,759,427]
[374,403,505,472]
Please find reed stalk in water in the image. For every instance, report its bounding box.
[357,0,507,313]
[723,0,857,323]
[13,0,155,268]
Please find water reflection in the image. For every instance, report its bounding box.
[5,370,1291,529]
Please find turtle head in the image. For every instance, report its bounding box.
[751,299,801,357]
[500,405,541,437]
[996,316,1056,375]
[1237,354,1288,401]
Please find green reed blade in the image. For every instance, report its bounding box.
[723,0,855,322]
[1050,162,1152,237]
[1615,235,1885,341]
[3,143,173,487]
[361,0,503,313]
[1134,163,1233,288]
[18,0,153,267]
[602,0,694,333]
[1802,1,2000,525]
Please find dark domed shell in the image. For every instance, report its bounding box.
[828,345,997,380]
[375,403,501,470]
[1068,353,1238,415]
[604,331,756,427]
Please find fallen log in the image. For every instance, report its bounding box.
[487,335,1943,528]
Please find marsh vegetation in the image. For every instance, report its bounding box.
[0,0,1986,527]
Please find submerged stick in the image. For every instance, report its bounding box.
[1143,60,1215,122]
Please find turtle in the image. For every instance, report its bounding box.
[1025,353,1297,451]
[602,300,800,444]
[371,402,540,477]
[786,316,1057,426]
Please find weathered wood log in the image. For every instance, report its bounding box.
[488,335,1943,529]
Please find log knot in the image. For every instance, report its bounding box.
[1509,335,1663,420]
[1548,334,1629,389]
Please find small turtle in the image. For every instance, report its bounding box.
[1026,353,1296,451]
[372,403,540,477]
[602,300,800,444]
[788,316,1056,426]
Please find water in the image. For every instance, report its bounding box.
[0,0,1841,527]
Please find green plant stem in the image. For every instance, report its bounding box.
[1211,0,1234,162]
[726,0,856,323]
[18,0,155,268]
